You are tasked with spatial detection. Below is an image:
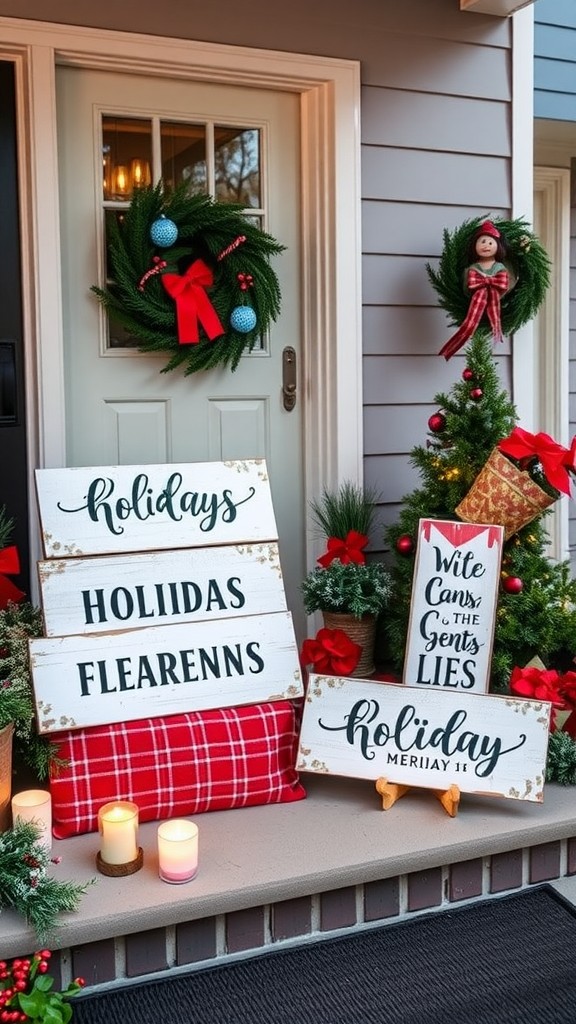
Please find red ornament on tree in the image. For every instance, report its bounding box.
[396,535,414,556]
[470,387,483,401]
[462,367,474,381]
[428,412,446,433]
[502,575,523,594]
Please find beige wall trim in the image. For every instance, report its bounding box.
[533,166,571,561]
[461,0,535,16]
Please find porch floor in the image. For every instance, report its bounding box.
[2,774,576,962]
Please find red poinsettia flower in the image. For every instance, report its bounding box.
[300,627,361,676]
[509,665,567,708]
[317,530,369,568]
[559,670,576,708]
[0,545,24,610]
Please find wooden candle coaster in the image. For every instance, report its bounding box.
[96,846,144,876]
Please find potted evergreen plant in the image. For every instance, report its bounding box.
[301,482,392,677]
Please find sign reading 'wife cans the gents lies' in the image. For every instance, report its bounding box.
[403,519,504,694]
[297,676,551,802]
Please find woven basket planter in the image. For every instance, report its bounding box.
[455,447,556,541]
[322,612,377,678]
[0,722,13,831]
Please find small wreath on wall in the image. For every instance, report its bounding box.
[426,216,551,359]
[91,182,285,375]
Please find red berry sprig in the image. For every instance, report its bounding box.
[0,951,85,1023]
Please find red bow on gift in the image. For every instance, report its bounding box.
[439,267,509,360]
[0,546,24,610]
[498,427,573,496]
[317,530,368,568]
[162,259,225,345]
[300,628,361,676]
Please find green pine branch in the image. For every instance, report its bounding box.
[0,821,93,944]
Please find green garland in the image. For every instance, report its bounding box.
[92,182,285,375]
[426,216,551,341]
[0,820,92,943]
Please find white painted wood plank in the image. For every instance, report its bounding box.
[38,543,287,637]
[297,676,550,802]
[30,611,303,734]
[35,460,277,557]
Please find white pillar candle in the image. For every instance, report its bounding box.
[11,789,52,850]
[98,801,139,865]
[157,819,199,883]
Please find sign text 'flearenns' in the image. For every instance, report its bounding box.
[31,612,301,734]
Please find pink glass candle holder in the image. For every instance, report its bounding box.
[157,819,199,883]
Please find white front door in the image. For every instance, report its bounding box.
[56,67,305,636]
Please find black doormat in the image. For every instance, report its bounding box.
[73,885,576,1024]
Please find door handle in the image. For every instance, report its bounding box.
[282,346,297,412]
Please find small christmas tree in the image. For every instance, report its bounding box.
[384,332,576,695]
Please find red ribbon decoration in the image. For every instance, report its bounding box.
[439,267,509,360]
[317,530,369,568]
[498,427,573,496]
[0,545,24,610]
[300,628,361,676]
[161,259,225,345]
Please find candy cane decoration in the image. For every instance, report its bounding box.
[138,256,167,292]
[217,235,247,262]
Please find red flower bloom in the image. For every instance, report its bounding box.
[559,670,576,708]
[509,665,567,708]
[317,530,368,568]
[300,628,361,676]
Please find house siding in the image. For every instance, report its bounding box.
[535,0,576,122]
[1,0,514,554]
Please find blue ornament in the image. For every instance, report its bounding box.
[150,215,178,248]
[230,306,257,334]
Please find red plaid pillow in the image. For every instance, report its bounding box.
[50,701,305,838]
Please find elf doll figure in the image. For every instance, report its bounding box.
[440,220,515,359]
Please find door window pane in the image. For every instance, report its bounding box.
[161,121,206,192]
[214,127,260,207]
[102,117,152,201]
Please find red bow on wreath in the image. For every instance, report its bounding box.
[498,427,574,496]
[300,628,361,676]
[440,267,509,360]
[317,530,368,568]
[162,259,225,345]
[0,546,24,610]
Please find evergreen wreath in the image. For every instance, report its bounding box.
[426,216,551,342]
[92,182,285,375]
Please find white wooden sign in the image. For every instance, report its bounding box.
[35,460,277,557]
[403,519,504,693]
[30,611,303,734]
[38,543,286,637]
[297,675,550,802]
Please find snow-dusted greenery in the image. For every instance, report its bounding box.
[302,560,392,618]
